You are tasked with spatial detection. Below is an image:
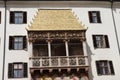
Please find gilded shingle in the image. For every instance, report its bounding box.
[28,9,86,31]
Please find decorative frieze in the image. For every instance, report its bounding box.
[28,30,86,42]
[30,56,88,68]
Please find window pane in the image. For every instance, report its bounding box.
[13,63,23,78]
[14,64,18,69]
[14,70,23,78]
[14,70,18,78]
[96,61,112,75]
[14,42,19,50]
[18,37,23,49]
[18,42,23,50]
[18,70,23,77]
[92,13,97,16]
[19,37,23,42]
[92,17,97,23]
[104,67,109,75]
[14,37,19,42]
[15,12,23,24]
[95,35,107,48]
[18,64,23,69]
[96,36,102,48]
[14,37,23,50]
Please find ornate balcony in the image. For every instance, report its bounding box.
[29,56,88,69]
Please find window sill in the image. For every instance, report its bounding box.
[94,47,110,49]
[9,23,27,24]
[98,74,115,76]
[9,77,27,78]
[9,49,27,51]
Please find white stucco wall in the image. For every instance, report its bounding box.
[0,1,120,80]
[0,2,5,80]
[3,7,37,80]
[113,2,120,57]
[72,5,120,80]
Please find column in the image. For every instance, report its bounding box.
[82,41,87,56]
[82,41,88,66]
[47,40,52,67]
[29,42,33,57]
[64,40,69,66]
[65,40,69,56]
[29,42,33,68]
[47,40,51,57]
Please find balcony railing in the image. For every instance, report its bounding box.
[29,56,88,68]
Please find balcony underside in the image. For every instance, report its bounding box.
[30,67,89,80]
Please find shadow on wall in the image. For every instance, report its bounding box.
[86,42,94,80]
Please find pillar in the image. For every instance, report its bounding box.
[64,40,69,56]
[82,41,88,66]
[82,41,87,56]
[47,40,52,57]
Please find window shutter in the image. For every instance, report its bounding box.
[96,61,101,75]
[23,36,27,50]
[88,11,93,23]
[10,12,14,24]
[8,63,13,78]
[23,12,27,23]
[23,63,28,77]
[93,35,97,48]
[105,35,110,48]
[9,36,14,50]
[0,12,1,23]
[97,11,101,23]
[109,61,115,75]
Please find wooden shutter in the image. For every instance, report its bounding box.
[109,61,115,75]
[10,12,14,24]
[93,35,97,48]
[23,36,27,50]
[97,11,101,23]
[8,63,13,78]
[9,36,14,50]
[23,63,28,77]
[88,11,93,23]
[96,61,101,75]
[0,12,1,23]
[105,35,110,48]
[23,12,27,23]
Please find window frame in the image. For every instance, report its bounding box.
[14,37,24,50]
[0,11,1,24]
[88,11,101,23]
[14,12,23,24]
[10,11,27,24]
[8,62,28,78]
[13,63,23,78]
[96,60,115,76]
[92,35,110,48]
[9,36,27,50]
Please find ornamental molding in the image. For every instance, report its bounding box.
[28,30,86,42]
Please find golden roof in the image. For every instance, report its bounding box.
[28,9,86,31]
